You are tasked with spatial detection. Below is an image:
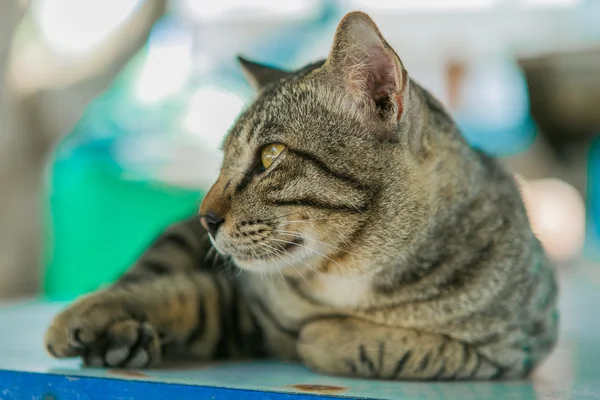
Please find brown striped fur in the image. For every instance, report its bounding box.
[45,12,558,380]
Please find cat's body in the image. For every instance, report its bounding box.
[45,12,558,380]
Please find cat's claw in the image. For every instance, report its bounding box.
[44,297,161,368]
[81,320,159,368]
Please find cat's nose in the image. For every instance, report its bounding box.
[200,211,225,237]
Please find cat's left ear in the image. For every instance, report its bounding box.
[324,12,408,123]
[237,56,290,91]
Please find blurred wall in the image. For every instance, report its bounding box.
[0,0,599,299]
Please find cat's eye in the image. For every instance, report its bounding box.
[261,143,286,169]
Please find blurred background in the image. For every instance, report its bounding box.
[0,0,599,301]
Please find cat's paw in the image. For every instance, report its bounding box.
[44,295,161,368]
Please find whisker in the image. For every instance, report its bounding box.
[235,261,243,277]
[278,218,363,252]
[204,246,216,264]
[273,229,356,256]
[260,242,312,286]
[278,216,349,226]
[264,251,277,290]
[259,237,322,277]
[226,258,239,279]
[268,236,345,272]
[256,212,299,224]
[260,211,349,225]
[213,251,221,270]
[275,263,287,287]
[248,246,261,269]
[346,198,366,215]
[256,250,277,289]
[200,233,211,244]
[257,243,289,287]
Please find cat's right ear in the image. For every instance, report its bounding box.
[324,12,408,125]
[237,56,290,91]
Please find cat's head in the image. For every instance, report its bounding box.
[199,12,457,276]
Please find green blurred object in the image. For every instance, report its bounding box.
[41,19,206,300]
[43,149,203,300]
[40,7,335,300]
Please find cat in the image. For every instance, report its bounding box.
[45,11,558,380]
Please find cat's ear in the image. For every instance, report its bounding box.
[325,12,408,122]
[237,56,290,91]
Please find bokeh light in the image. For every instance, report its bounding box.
[134,25,193,104]
[520,176,586,262]
[34,0,142,55]
[181,87,246,151]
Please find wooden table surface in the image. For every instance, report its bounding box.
[0,270,598,399]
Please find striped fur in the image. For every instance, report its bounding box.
[45,12,558,380]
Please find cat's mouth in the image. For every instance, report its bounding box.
[233,236,304,262]
[229,236,308,270]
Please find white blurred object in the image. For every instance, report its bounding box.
[348,0,497,12]
[340,0,591,107]
[34,0,143,55]
[347,0,581,12]
[135,25,193,104]
[520,177,586,262]
[181,87,246,152]
[521,0,581,9]
[0,0,166,298]
[458,59,529,130]
[113,135,222,189]
[180,0,321,22]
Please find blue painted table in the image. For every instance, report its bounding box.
[1,269,599,400]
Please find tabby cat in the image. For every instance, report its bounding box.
[45,11,558,380]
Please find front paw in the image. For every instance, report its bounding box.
[297,319,355,375]
[44,294,161,368]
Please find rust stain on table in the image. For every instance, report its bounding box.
[288,384,347,393]
[108,369,149,378]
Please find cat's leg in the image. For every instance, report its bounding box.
[297,318,524,380]
[44,218,268,367]
[44,270,270,368]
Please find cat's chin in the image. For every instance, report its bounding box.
[232,249,317,274]
[233,255,296,273]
